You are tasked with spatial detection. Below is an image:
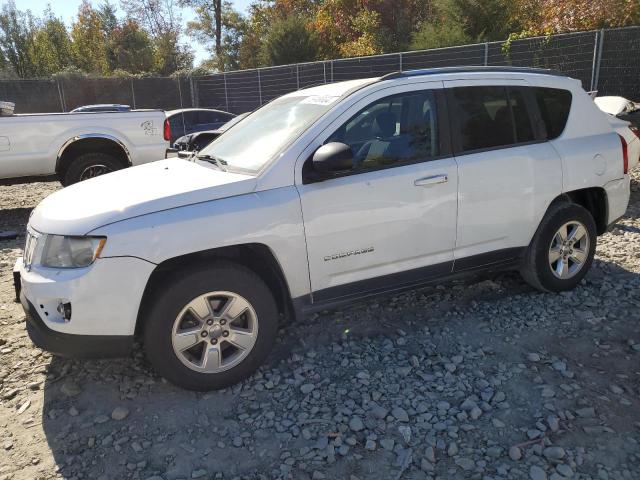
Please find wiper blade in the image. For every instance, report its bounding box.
[196,154,228,171]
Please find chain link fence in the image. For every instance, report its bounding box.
[1,26,639,114]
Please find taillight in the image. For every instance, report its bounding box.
[619,134,628,174]
[163,118,171,142]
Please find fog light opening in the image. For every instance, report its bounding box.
[57,301,72,321]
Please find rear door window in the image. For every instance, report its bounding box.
[449,86,536,153]
[533,87,572,139]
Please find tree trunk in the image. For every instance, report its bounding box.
[215,0,222,56]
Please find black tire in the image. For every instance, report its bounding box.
[62,152,124,186]
[143,261,279,391]
[520,202,597,292]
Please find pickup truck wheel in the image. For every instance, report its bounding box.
[143,262,278,391]
[62,152,123,186]
[520,203,597,292]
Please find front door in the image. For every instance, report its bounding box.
[296,83,458,303]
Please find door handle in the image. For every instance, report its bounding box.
[414,174,448,187]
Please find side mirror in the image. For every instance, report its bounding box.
[312,142,354,174]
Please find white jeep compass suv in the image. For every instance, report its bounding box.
[15,67,635,390]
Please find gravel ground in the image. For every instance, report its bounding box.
[0,174,640,480]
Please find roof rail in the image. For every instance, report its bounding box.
[380,66,567,81]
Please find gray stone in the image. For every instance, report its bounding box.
[349,416,364,432]
[391,407,409,422]
[191,469,207,479]
[556,464,574,478]
[543,446,566,460]
[509,446,522,461]
[575,407,595,418]
[60,381,81,397]
[530,465,548,480]
[380,438,395,451]
[111,406,130,421]
[300,384,315,394]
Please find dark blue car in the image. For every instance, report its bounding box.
[165,108,235,145]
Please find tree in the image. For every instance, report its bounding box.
[121,0,193,73]
[260,16,318,65]
[28,8,73,76]
[70,1,109,74]
[0,1,36,77]
[513,0,640,35]
[111,20,155,73]
[181,0,223,56]
[411,21,468,50]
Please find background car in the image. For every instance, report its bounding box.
[164,108,235,144]
[595,96,640,127]
[70,104,132,113]
[172,112,250,152]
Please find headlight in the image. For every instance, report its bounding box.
[40,235,106,268]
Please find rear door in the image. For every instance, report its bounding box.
[445,80,563,270]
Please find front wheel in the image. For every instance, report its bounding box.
[143,262,278,390]
[520,203,597,292]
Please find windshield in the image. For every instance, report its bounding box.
[199,94,339,173]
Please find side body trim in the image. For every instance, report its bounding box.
[293,247,526,317]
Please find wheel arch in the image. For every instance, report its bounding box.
[135,243,294,336]
[56,134,132,177]
[548,187,608,235]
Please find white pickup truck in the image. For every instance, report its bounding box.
[0,109,169,185]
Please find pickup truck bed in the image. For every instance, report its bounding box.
[0,109,168,185]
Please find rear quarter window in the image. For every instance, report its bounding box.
[533,87,572,139]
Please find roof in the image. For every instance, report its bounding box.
[381,66,567,80]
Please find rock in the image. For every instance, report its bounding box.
[470,406,483,420]
[447,442,458,456]
[349,416,364,432]
[492,418,506,428]
[391,407,409,422]
[609,384,623,395]
[398,425,411,444]
[111,406,130,421]
[60,381,81,397]
[575,407,595,418]
[509,446,522,461]
[94,415,109,424]
[527,353,541,362]
[380,438,395,451]
[424,446,436,463]
[232,436,243,447]
[365,439,376,450]
[530,465,547,480]
[68,406,79,416]
[370,405,388,419]
[16,399,30,415]
[420,458,434,472]
[547,415,560,432]
[312,471,325,480]
[455,457,475,471]
[555,464,574,478]
[191,469,207,479]
[543,446,565,460]
[486,446,502,458]
[300,384,315,394]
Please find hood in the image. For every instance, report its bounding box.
[30,159,257,235]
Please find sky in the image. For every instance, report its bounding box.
[14,0,254,65]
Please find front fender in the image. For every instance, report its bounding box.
[90,187,311,298]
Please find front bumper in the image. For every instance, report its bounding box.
[14,254,155,357]
[20,290,133,358]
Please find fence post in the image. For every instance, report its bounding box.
[330,60,334,82]
[130,79,136,109]
[399,52,403,72]
[257,69,262,106]
[56,78,66,112]
[189,76,196,108]
[223,73,229,111]
[484,42,489,66]
[296,64,300,90]
[323,62,327,84]
[591,29,605,92]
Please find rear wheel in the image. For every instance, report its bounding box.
[143,262,278,390]
[62,152,124,186]
[520,203,597,292]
